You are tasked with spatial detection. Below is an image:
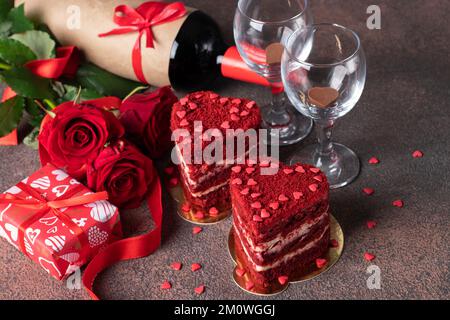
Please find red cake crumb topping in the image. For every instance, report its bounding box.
[171,262,182,271]
[278,276,289,285]
[316,258,328,269]
[164,166,175,175]
[191,263,202,272]
[169,177,178,187]
[364,252,376,261]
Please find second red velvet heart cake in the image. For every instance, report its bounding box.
[170,91,261,216]
[230,161,330,289]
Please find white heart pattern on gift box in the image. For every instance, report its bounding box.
[30,176,51,190]
[44,235,66,252]
[69,179,80,185]
[72,218,87,227]
[38,257,62,278]
[52,185,69,197]
[4,186,21,195]
[0,203,12,222]
[51,169,69,182]
[39,216,58,226]
[5,223,18,242]
[60,252,80,264]
[47,226,58,234]
[85,200,116,223]
[25,227,40,245]
[88,226,108,247]
[24,238,33,256]
[0,225,18,249]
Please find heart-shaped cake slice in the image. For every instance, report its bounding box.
[231,160,330,288]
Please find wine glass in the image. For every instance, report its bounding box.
[234,0,313,146]
[281,23,367,188]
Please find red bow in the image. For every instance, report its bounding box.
[98,1,187,84]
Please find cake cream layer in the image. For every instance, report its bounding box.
[234,221,330,272]
[234,206,329,255]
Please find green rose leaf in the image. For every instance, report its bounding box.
[1,66,54,99]
[23,127,40,150]
[76,62,141,99]
[0,95,24,137]
[7,4,34,34]
[25,98,44,128]
[0,21,12,38]
[61,85,102,102]
[0,38,37,66]
[11,30,55,59]
[0,0,14,23]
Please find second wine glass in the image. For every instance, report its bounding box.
[234,0,313,146]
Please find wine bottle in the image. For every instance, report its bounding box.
[17,0,268,91]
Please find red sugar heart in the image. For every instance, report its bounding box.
[191,263,202,272]
[412,150,423,158]
[194,285,205,295]
[179,98,188,105]
[253,215,263,222]
[232,99,241,104]
[232,166,242,173]
[188,102,197,110]
[240,110,250,117]
[246,167,256,174]
[363,188,375,196]
[251,202,262,209]
[209,207,219,216]
[393,200,404,208]
[283,168,294,175]
[219,98,228,104]
[192,227,203,235]
[261,209,271,219]
[260,160,271,168]
[269,202,280,210]
[310,168,320,173]
[181,203,191,213]
[293,192,303,200]
[229,107,239,114]
[246,101,256,109]
[369,157,380,164]
[250,193,261,199]
[221,121,230,129]
[240,188,250,195]
[308,184,319,192]
[364,252,376,261]
[231,114,240,121]
[236,268,246,277]
[295,166,306,173]
[232,178,243,185]
[278,194,289,202]
[180,119,189,127]
[210,93,219,99]
[171,262,182,271]
[316,258,328,269]
[194,211,205,219]
[313,175,323,182]
[161,281,172,290]
[367,220,377,229]
[278,276,289,285]
[247,179,258,186]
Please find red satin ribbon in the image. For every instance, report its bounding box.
[98,1,187,84]
[0,182,108,261]
[82,175,163,300]
[25,46,80,79]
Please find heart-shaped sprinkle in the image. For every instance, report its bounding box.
[246,167,255,174]
[269,202,280,210]
[246,101,256,109]
[393,200,404,208]
[308,87,339,108]
[261,209,271,219]
[283,168,294,175]
[161,281,172,290]
[253,215,263,222]
[369,157,380,164]
[240,110,250,117]
[329,239,339,248]
[194,211,205,219]
[367,220,377,229]
[293,192,303,200]
[221,121,230,129]
[188,102,198,110]
[232,166,242,173]
[245,281,255,290]
[209,207,219,216]
[195,93,203,99]
[316,258,328,269]
[247,179,257,186]
[232,178,243,185]
[313,175,323,182]
[229,107,239,114]
[180,98,188,105]
[236,268,246,277]
[232,99,241,104]
[363,188,375,196]
[308,184,319,192]
[231,114,240,122]
[193,227,203,235]
[278,276,289,285]
[250,193,261,199]
[295,166,306,173]
[191,263,202,272]
[219,98,229,104]
[181,203,191,213]
[412,150,424,158]
[310,168,321,174]
[251,202,262,209]
[194,285,205,295]
[364,252,376,261]
[260,160,271,168]
[176,111,186,119]
[171,262,182,271]
[180,119,189,127]
[278,194,289,202]
[210,93,219,99]
[240,188,250,195]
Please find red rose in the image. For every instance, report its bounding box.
[87,141,155,209]
[38,98,124,179]
[119,86,178,159]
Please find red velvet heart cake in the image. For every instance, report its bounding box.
[170,91,261,215]
[230,161,330,289]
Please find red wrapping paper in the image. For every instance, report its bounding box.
[0,164,121,280]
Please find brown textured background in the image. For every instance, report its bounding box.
[0,0,449,300]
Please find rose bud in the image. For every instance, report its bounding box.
[119,86,178,159]
[86,141,155,209]
[38,98,124,180]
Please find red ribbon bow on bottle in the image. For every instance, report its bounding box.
[98,1,188,84]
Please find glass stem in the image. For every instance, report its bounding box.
[315,119,335,157]
[265,81,291,126]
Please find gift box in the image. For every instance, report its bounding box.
[0,164,121,280]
